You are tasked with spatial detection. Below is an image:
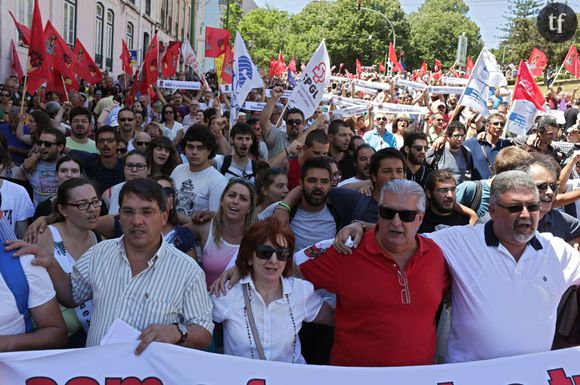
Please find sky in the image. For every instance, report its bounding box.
[253,0,580,49]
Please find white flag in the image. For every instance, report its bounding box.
[230,32,263,125]
[288,40,331,119]
[181,37,209,89]
[458,49,506,117]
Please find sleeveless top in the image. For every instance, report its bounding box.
[201,220,239,288]
[48,225,95,333]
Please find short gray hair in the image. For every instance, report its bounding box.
[379,179,426,213]
[489,170,538,205]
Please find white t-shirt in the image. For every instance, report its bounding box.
[162,121,184,141]
[170,164,227,216]
[213,154,256,184]
[0,180,34,230]
[106,182,125,215]
[0,255,56,335]
[565,179,580,218]
[337,176,363,187]
[212,276,323,363]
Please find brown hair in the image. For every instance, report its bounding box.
[236,218,295,278]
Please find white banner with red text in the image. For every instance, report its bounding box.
[1,343,580,385]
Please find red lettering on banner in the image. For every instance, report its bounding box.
[27,377,58,385]
[26,378,164,385]
[247,379,266,385]
[548,369,575,385]
[105,377,163,385]
[438,382,454,385]
[66,377,100,385]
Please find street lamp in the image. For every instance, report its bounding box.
[361,7,396,74]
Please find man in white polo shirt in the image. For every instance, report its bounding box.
[335,170,580,363]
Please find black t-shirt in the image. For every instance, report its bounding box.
[70,150,125,195]
[406,164,433,189]
[337,152,356,180]
[328,187,378,229]
[418,209,469,234]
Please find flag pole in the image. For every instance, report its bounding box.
[549,62,565,89]
[20,56,30,115]
[61,75,70,102]
[275,103,288,128]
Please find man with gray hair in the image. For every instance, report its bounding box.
[300,179,450,367]
[337,170,580,363]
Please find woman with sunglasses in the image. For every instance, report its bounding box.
[147,136,182,177]
[212,217,334,363]
[101,149,151,215]
[186,178,256,287]
[255,167,289,215]
[35,178,101,347]
[161,104,184,146]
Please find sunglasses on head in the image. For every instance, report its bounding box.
[536,182,559,193]
[495,202,540,213]
[378,206,418,222]
[255,244,291,261]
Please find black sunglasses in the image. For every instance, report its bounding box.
[495,202,541,213]
[38,140,57,148]
[255,244,291,261]
[536,182,559,193]
[135,141,150,147]
[286,119,302,126]
[378,206,418,222]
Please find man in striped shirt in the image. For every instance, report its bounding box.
[8,179,213,353]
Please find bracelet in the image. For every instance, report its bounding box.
[277,202,291,213]
[351,220,368,231]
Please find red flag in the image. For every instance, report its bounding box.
[221,44,233,84]
[205,27,230,58]
[142,32,159,92]
[288,57,296,73]
[378,62,386,73]
[356,59,362,75]
[277,51,286,76]
[125,69,140,105]
[465,56,474,78]
[161,41,180,78]
[345,69,354,79]
[121,39,133,77]
[9,11,31,45]
[46,67,79,97]
[420,61,427,76]
[11,40,24,80]
[527,48,547,78]
[73,38,103,84]
[563,44,580,79]
[26,0,50,94]
[434,59,442,71]
[43,21,78,80]
[513,60,545,111]
[389,42,404,73]
[269,57,276,77]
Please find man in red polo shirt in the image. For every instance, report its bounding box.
[300,178,450,367]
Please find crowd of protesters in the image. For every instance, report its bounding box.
[0,60,579,368]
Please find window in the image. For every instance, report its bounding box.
[95,3,104,67]
[18,0,33,27]
[63,0,77,46]
[168,0,173,33]
[145,0,151,16]
[105,10,114,71]
[160,0,168,30]
[143,32,150,62]
[127,22,134,49]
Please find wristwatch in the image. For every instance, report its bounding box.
[173,322,188,344]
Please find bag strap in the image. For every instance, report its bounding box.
[243,283,266,360]
[0,243,32,333]
[469,180,483,212]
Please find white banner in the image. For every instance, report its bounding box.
[328,95,428,115]
[220,84,232,94]
[264,89,293,98]
[354,86,379,96]
[428,86,465,95]
[441,76,469,86]
[354,79,391,90]
[396,78,429,90]
[1,343,580,384]
[242,101,266,111]
[505,99,539,135]
[330,76,350,83]
[157,80,201,90]
[288,40,331,119]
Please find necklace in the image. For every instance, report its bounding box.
[243,283,298,363]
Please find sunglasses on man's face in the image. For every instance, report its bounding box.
[254,244,291,261]
[378,206,418,222]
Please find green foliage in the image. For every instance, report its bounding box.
[221,0,244,41]
[408,0,483,68]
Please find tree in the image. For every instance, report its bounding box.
[497,0,543,40]
[221,0,244,41]
[409,0,483,69]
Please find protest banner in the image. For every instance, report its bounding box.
[264,89,293,98]
[441,76,468,86]
[428,86,465,95]
[395,78,428,90]
[241,101,267,111]
[156,79,201,90]
[354,79,391,90]
[1,342,580,384]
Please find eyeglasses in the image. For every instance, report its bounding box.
[287,119,303,126]
[331,171,342,180]
[117,148,127,155]
[135,141,150,147]
[434,187,456,194]
[411,145,428,152]
[254,244,291,261]
[378,206,418,222]
[125,162,147,171]
[398,270,411,305]
[376,117,388,121]
[435,118,444,122]
[490,121,505,127]
[97,138,116,144]
[450,133,465,138]
[66,199,102,210]
[38,140,58,148]
[119,118,134,122]
[536,182,559,193]
[164,110,174,114]
[162,186,175,196]
[495,202,541,213]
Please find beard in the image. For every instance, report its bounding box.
[512,218,536,243]
[431,197,454,214]
[408,152,424,165]
[303,188,327,207]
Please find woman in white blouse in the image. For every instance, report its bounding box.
[212,218,334,363]
[160,104,184,146]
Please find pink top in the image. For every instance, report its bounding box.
[201,220,240,287]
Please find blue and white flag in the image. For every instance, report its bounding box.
[288,40,331,119]
[230,32,263,125]
[287,69,297,87]
[458,49,506,117]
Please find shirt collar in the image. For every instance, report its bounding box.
[484,220,543,251]
[364,224,432,258]
[240,275,293,296]
[118,235,167,267]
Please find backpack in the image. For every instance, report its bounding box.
[0,242,33,333]
[219,155,257,181]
